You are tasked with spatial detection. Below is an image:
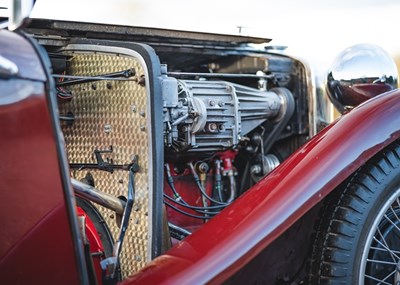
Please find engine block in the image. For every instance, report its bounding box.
[163,77,283,154]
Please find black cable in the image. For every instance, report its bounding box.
[214,159,224,202]
[164,194,222,214]
[164,164,186,202]
[168,222,191,240]
[188,162,230,206]
[164,163,225,219]
[263,88,295,154]
[163,200,211,220]
[164,164,225,210]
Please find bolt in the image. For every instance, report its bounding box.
[91,83,97,90]
[106,82,112,89]
[104,124,112,133]
[251,165,262,175]
[208,123,218,132]
[139,110,145,117]
[197,162,209,173]
[209,100,216,107]
[140,125,146,132]
[138,75,145,87]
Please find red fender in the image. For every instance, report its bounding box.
[76,207,105,285]
[122,89,400,284]
[0,31,87,285]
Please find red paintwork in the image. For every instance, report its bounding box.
[164,170,208,229]
[218,150,237,171]
[0,31,82,285]
[77,207,105,284]
[165,150,238,231]
[0,30,46,81]
[342,83,394,106]
[164,164,215,230]
[121,89,400,285]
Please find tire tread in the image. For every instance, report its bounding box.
[309,142,400,284]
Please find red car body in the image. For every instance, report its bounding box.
[1,20,399,285]
[122,88,400,284]
[0,31,86,284]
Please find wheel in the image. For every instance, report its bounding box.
[76,197,121,285]
[309,141,400,284]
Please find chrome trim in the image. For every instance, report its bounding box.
[326,44,398,114]
[0,55,19,77]
[292,57,318,137]
[268,50,333,137]
[359,187,400,284]
[0,21,9,30]
[72,178,126,215]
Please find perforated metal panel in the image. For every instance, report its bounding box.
[59,52,150,277]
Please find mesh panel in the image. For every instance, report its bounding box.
[59,53,150,277]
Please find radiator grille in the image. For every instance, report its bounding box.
[59,52,150,277]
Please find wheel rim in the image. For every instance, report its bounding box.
[360,188,400,285]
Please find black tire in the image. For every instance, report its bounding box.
[309,141,400,284]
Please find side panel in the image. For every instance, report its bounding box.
[0,31,86,284]
[59,44,155,276]
[122,89,400,284]
[58,39,164,275]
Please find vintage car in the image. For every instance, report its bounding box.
[1,1,400,284]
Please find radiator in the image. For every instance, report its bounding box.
[59,51,150,277]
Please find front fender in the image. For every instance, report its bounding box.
[122,89,400,285]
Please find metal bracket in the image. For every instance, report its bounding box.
[101,156,139,279]
[70,146,133,173]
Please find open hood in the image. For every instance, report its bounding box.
[27,0,271,45]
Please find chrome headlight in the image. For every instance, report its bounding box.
[326,44,398,113]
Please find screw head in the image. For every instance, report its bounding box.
[104,124,112,133]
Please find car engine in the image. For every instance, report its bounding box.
[163,71,284,154]
[26,19,329,277]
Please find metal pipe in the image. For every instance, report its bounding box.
[227,175,236,203]
[167,71,274,80]
[168,222,192,239]
[71,178,126,215]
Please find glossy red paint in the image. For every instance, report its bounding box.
[77,207,105,284]
[165,150,238,231]
[342,83,394,106]
[0,30,46,81]
[122,89,400,285]
[164,170,209,229]
[0,31,82,284]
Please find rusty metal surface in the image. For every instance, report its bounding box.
[59,52,150,277]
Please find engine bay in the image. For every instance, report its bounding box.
[26,19,325,278]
